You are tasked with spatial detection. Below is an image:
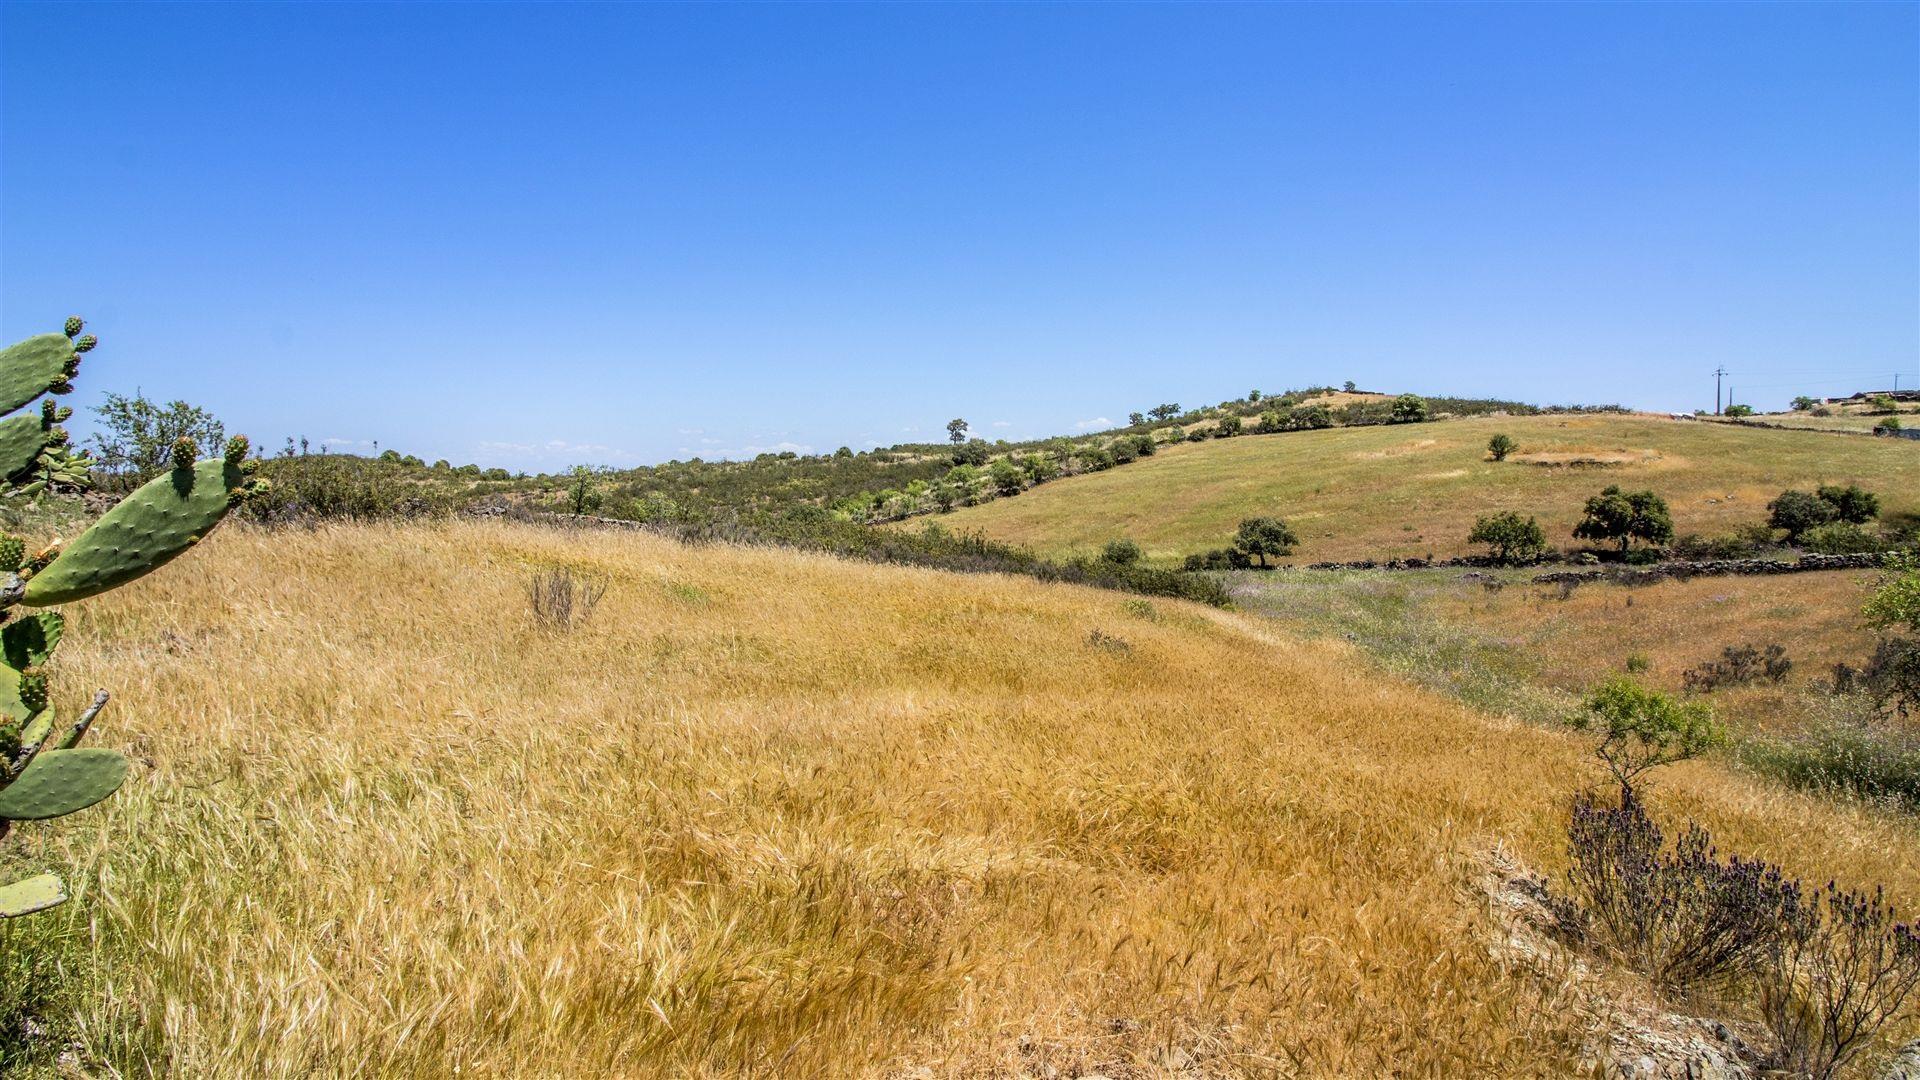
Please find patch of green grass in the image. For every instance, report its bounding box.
[1231,568,1576,727]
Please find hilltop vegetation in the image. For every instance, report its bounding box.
[929,413,1920,565]
[5,519,1920,1075]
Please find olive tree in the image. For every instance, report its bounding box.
[1233,517,1298,568]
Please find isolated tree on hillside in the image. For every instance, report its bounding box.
[1572,676,1722,801]
[1390,394,1429,424]
[1572,486,1673,554]
[1215,414,1243,437]
[1342,381,1357,393]
[1149,403,1180,421]
[90,391,226,486]
[1467,512,1546,564]
[1791,396,1818,411]
[566,464,603,516]
[947,418,969,444]
[1487,433,1517,461]
[1248,389,1262,403]
[1233,516,1298,568]
[1767,490,1836,542]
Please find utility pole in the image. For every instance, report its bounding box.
[1713,367,1727,414]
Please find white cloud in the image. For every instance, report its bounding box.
[1073,417,1113,431]
[990,420,1011,428]
[475,439,634,464]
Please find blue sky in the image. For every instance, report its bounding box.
[3,2,1915,470]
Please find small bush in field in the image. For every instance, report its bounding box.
[1671,524,1779,560]
[1758,883,1920,1079]
[1214,414,1243,438]
[1682,643,1792,692]
[1625,653,1650,674]
[1101,538,1143,566]
[528,566,609,631]
[1185,428,1208,442]
[1800,522,1881,555]
[1487,433,1517,461]
[1563,793,1801,993]
[1389,394,1429,423]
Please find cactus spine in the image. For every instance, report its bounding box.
[0,317,258,917]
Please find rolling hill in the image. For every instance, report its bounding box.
[927,413,1920,565]
[11,518,1919,1074]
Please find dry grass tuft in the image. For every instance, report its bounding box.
[2,520,1916,1076]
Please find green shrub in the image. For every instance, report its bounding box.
[1487,433,1517,461]
[1571,676,1722,797]
[988,459,1024,496]
[1672,524,1779,561]
[1801,522,1881,555]
[1725,404,1754,418]
[1682,643,1792,692]
[1758,490,1835,541]
[1214,415,1242,438]
[1573,486,1674,554]
[1466,511,1546,564]
[1390,394,1429,423]
[1185,428,1208,443]
[1101,538,1143,566]
[1816,483,1879,524]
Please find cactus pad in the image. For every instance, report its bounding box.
[0,413,52,483]
[0,748,127,820]
[2,612,64,670]
[0,873,67,918]
[0,334,76,417]
[22,458,245,606]
[0,663,32,725]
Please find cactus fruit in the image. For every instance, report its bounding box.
[15,669,47,714]
[0,873,67,918]
[0,748,127,820]
[23,457,247,606]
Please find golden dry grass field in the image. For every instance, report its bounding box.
[3,520,1919,1076]
[928,414,1920,565]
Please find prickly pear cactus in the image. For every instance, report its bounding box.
[0,317,260,917]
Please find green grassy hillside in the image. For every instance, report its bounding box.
[930,414,1920,564]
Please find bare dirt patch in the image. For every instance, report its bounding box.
[1510,447,1665,469]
